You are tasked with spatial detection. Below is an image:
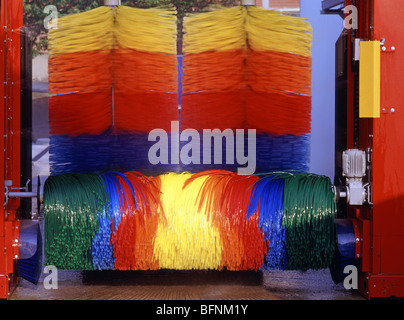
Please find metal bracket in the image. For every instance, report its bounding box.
[354,38,363,61]
[4,177,42,212]
[321,0,345,18]
[104,0,121,5]
[365,147,373,206]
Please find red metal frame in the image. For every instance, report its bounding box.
[345,0,404,298]
[0,0,23,300]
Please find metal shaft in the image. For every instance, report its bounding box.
[241,0,256,5]
[8,192,37,198]
[104,0,120,5]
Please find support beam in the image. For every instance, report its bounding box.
[321,0,345,17]
[322,0,344,11]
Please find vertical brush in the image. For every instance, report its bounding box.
[182,6,313,173]
[48,6,178,175]
[245,7,313,172]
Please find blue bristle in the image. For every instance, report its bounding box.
[91,207,115,270]
[91,173,121,270]
[49,132,181,176]
[179,130,240,173]
[247,175,288,270]
[255,134,310,174]
[178,133,310,174]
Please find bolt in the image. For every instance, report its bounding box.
[391,46,396,51]
[382,108,386,112]
[382,46,386,51]
[391,108,395,113]
[356,238,360,242]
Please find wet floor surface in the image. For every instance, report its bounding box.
[10,269,365,300]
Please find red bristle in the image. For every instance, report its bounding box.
[113,91,178,133]
[112,173,162,270]
[49,90,112,136]
[246,90,312,135]
[181,92,246,131]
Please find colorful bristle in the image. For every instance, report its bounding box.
[152,172,223,270]
[43,5,325,274]
[182,7,247,134]
[44,171,337,271]
[247,175,288,270]
[44,173,107,270]
[185,170,266,270]
[48,6,178,173]
[111,172,162,270]
[182,6,312,173]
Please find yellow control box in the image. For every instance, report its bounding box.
[359,40,381,118]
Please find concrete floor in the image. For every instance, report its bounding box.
[10,268,365,300]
